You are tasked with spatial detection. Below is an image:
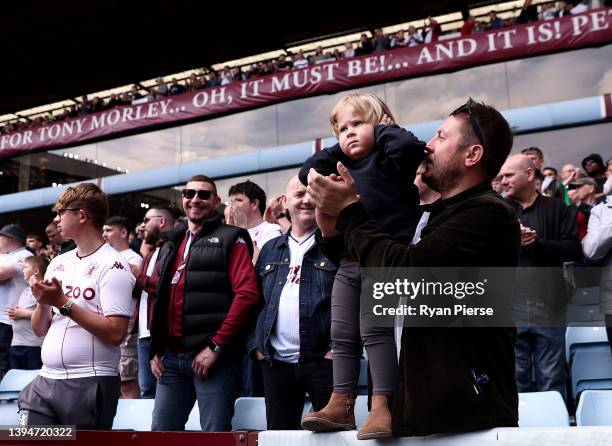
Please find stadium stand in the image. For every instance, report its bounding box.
[112,399,155,431]
[565,322,608,364]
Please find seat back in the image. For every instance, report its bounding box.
[518,391,569,427]
[566,304,603,324]
[576,390,612,426]
[0,400,19,426]
[354,395,369,428]
[571,349,612,399]
[571,287,600,306]
[112,399,155,431]
[231,397,267,431]
[0,369,40,400]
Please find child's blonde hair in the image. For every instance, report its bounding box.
[329,93,396,138]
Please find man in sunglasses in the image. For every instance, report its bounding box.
[149,175,260,431]
[305,99,521,436]
[133,205,175,399]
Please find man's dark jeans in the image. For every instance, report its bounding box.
[260,356,333,430]
[513,300,566,400]
[10,346,42,370]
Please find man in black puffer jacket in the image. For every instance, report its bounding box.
[150,174,260,432]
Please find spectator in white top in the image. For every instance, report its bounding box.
[604,158,612,196]
[220,66,234,85]
[405,25,424,47]
[226,180,282,398]
[227,180,283,259]
[248,176,335,429]
[155,77,168,98]
[19,183,134,428]
[6,255,47,370]
[103,216,144,399]
[133,206,176,399]
[570,0,589,14]
[293,50,309,69]
[0,224,33,378]
[343,42,355,58]
[540,2,559,20]
[582,195,612,348]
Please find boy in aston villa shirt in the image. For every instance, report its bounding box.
[18,183,134,429]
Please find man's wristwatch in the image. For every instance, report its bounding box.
[58,300,74,317]
[207,339,222,353]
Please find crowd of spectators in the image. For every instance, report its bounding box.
[0,127,611,430]
[0,0,599,135]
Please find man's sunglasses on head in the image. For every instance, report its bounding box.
[450,98,487,150]
[182,189,214,200]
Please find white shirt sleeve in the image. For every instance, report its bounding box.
[260,223,283,249]
[582,205,612,261]
[98,259,135,317]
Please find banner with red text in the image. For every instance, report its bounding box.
[1,8,611,159]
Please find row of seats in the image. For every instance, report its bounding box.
[1,367,611,429]
[2,325,609,404]
[0,392,581,431]
[113,391,612,430]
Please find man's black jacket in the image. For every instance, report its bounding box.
[323,182,521,437]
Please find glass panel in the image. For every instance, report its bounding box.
[95,127,181,173]
[512,122,612,170]
[265,168,301,200]
[180,106,278,164]
[276,85,386,146]
[215,172,271,204]
[385,62,511,125]
[506,44,612,108]
[211,168,299,206]
[0,143,100,194]
[107,186,183,228]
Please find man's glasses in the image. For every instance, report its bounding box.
[182,189,214,200]
[143,216,163,223]
[450,98,486,150]
[55,208,81,219]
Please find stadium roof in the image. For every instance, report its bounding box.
[2,0,503,116]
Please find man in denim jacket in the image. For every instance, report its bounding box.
[247,176,336,430]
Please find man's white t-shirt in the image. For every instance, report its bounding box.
[270,231,316,363]
[119,248,143,274]
[248,221,282,251]
[119,248,143,337]
[138,248,159,339]
[0,247,33,325]
[40,243,135,379]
